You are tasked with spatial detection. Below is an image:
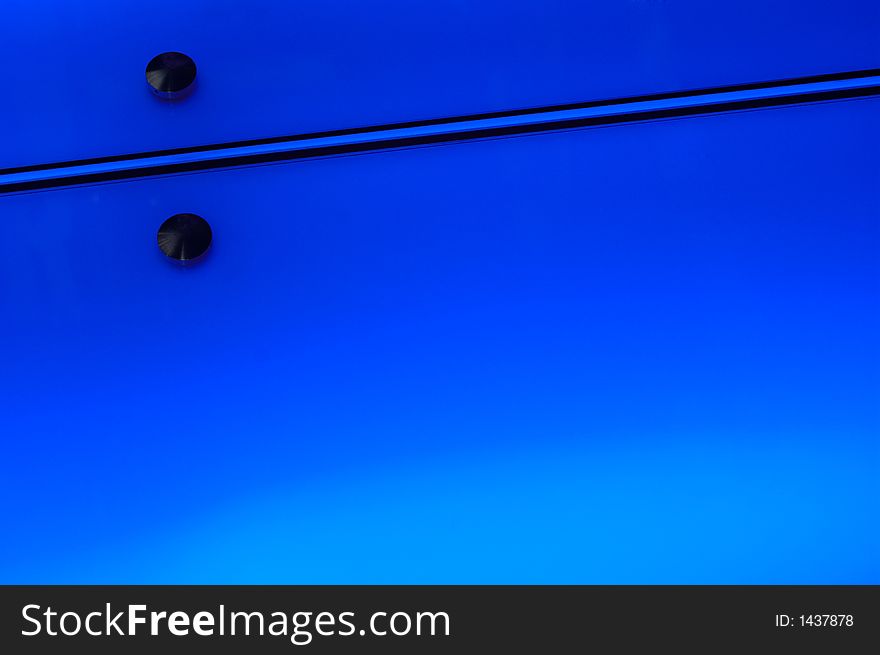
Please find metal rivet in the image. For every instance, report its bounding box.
[157,213,212,262]
[146,52,197,99]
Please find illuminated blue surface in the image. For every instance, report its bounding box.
[1,97,877,582]
[1,0,879,168]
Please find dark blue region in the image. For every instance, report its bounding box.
[1,0,879,168]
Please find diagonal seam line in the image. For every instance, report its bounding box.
[2,68,879,194]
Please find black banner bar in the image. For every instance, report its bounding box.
[1,586,877,653]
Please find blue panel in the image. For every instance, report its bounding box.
[1,98,877,582]
[1,0,878,167]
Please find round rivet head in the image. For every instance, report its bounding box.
[157,213,212,262]
[146,52,197,99]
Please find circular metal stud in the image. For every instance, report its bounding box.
[157,213,212,262]
[146,52,197,99]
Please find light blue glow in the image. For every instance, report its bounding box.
[1,97,877,583]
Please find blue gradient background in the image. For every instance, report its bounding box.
[0,2,878,584]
